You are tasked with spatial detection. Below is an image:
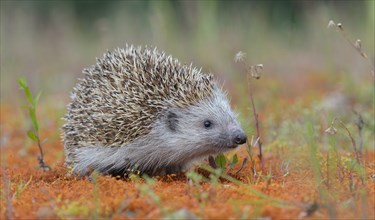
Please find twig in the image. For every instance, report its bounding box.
[335,119,361,164]
[327,118,361,164]
[328,20,374,77]
[354,111,364,158]
[247,77,264,169]
[36,136,50,170]
[326,153,330,189]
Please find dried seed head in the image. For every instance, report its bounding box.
[249,64,263,79]
[354,39,362,51]
[337,23,343,30]
[234,51,246,63]
[325,125,337,135]
[327,20,336,28]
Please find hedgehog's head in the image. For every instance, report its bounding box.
[155,86,246,158]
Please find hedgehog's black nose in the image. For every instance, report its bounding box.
[234,132,247,145]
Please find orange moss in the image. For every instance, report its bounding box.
[1,100,374,219]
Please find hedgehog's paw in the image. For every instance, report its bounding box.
[156,164,186,175]
[159,163,194,175]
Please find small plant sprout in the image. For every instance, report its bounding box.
[186,170,209,205]
[280,160,290,177]
[227,154,239,172]
[18,78,50,170]
[12,176,33,199]
[234,51,265,169]
[328,20,374,76]
[211,153,239,173]
[247,135,260,178]
[214,154,227,169]
[210,153,240,175]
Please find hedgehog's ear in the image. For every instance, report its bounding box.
[166,111,179,132]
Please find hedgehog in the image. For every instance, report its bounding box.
[62,45,247,177]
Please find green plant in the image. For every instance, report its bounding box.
[12,176,33,199]
[186,170,209,200]
[55,201,90,218]
[305,122,337,218]
[200,164,292,208]
[213,153,239,171]
[135,175,167,215]
[18,78,50,170]
[186,170,209,217]
[247,136,258,175]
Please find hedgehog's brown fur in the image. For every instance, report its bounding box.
[64,46,214,148]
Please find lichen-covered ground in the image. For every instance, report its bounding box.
[1,72,374,219]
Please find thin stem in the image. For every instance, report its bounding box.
[354,111,364,158]
[246,142,256,179]
[1,164,14,220]
[37,136,44,159]
[336,25,374,76]
[247,77,264,169]
[326,153,329,189]
[36,134,50,170]
[334,118,361,164]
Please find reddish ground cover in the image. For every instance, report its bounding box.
[1,97,374,219]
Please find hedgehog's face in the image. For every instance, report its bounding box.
[162,88,247,155]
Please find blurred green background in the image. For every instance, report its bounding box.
[0,0,374,105]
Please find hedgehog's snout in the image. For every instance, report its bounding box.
[228,123,247,145]
[233,130,247,145]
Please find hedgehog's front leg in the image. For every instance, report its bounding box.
[161,164,184,175]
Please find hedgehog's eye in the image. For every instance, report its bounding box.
[203,120,212,128]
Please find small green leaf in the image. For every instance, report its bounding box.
[33,91,42,107]
[215,154,227,168]
[232,154,239,165]
[27,131,38,141]
[18,78,34,104]
[17,78,27,89]
[29,108,39,132]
